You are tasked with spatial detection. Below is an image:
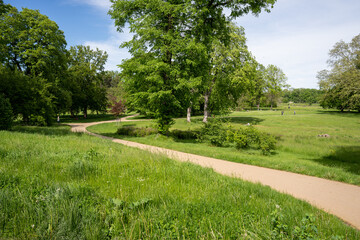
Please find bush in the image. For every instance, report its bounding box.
[0,94,13,130]
[117,125,158,137]
[197,118,228,147]
[197,118,277,155]
[229,126,277,155]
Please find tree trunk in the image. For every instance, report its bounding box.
[84,106,87,118]
[203,93,210,123]
[257,104,260,111]
[270,104,273,110]
[187,106,192,122]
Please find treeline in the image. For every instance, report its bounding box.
[282,88,323,105]
[0,1,113,127]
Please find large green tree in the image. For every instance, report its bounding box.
[202,24,255,121]
[110,0,195,133]
[318,34,360,112]
[0,5,68,124]
[67,45,108,118]
[110,0,276,130]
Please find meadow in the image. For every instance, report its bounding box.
[0,125,359,238]
[88,105,360,186]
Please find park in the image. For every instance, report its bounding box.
[1,0,360,239]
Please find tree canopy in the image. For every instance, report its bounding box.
[109,0,277,131]
[0,4,110,125]
[317,34,360,112]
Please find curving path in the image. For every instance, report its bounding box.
[68,115,360,230]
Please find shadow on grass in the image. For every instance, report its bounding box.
[191,116,264,125]
[313,146,360,175]
[315,110,360,118]
[11,125,80,137]
[60,113,118,123]
[221,117,264,125]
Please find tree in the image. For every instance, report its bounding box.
[318,34,360,112]
[0,6,68,125]
[110,0,277,128]
[202,24,255,121]
[263,64,287,110]
[67,45,108,117]
[282,88,322,105]
[110,0,194,133]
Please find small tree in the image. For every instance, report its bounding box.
[109,96,126,119]
[0,94,13,130]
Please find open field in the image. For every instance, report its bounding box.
[88,105,360,185]
[0,126,359,238]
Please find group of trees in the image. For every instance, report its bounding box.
[0,1,109,126]
[318,34,360,112]
[110,0,281,132]
[282,88,323,105]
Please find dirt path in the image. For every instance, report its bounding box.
[68,115,360,230]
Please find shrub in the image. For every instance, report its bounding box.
[231,126,277,155]
[117,125,158,137]
[0,94,13,130]
[197,118,228,147]
[198,118,277,155]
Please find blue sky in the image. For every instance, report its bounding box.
[7,0,360,89]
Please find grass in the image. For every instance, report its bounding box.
[0,126,359,238]
[88,104,360,185]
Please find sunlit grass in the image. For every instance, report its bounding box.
[0,126,359,238]
[88,104,360,185]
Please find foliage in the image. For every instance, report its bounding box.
[0,94,13,130]
[205,24,256,119]
[197,118,229,146]
[318,34,360,112]
[197,118,277,154]
[108,95,126,118]
[67,45,108,117]
[228,126,277,155]
[109,0,277,130]
[117,125,158,137]
[282,88,323,104]
[0,5,68,125]
[263,64,288,109]
[0,67,55,125]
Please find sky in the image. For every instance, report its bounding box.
[7,0,360,89]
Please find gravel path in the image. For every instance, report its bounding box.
[68,115,360,230]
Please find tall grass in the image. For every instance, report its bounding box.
[88,104,360,185]
[0,127,358,238]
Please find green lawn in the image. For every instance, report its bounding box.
[0,126,359,238]
[88,104,360,185]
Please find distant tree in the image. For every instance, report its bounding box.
[282,88,322,105]
[263,65,288,110]
[318,34,360,112]
[67,45,108,118]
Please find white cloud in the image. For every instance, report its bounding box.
[66,0,132,71]
[236,0,360,88]
[68,0,111,11]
